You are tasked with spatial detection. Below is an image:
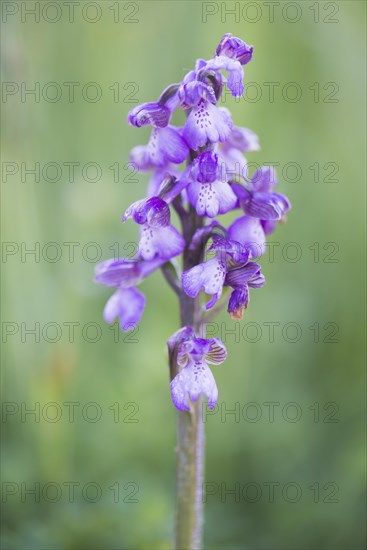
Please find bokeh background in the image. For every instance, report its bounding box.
[1,1,366,549]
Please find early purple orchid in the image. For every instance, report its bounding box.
[95,33,291,547]
[95,32,290,409]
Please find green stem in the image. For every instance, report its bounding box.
[175,396,204,550]
[174,205,205,550]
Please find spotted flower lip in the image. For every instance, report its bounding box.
[183,100,233,150]
[185,151,237,217]
[169,327,227,411]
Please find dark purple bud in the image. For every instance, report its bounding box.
[228,287,249,320]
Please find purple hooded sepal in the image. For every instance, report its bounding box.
[94,257,164,288]
[123,196,170,227]
[216,34,254,65]
[168,328,227,411]
[127,102,170,128]
[130,126,189,169]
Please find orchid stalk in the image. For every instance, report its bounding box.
[94,34,291,549]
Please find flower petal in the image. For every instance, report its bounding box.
[170,361,218,411]
[182,258,226,299]
[127,102,170,128]
[228,216,266,258]
[251,166,278,193]
[243,192,290,220]
[183,100,233,150]
[187,180,236,218]
[103,287,145,331]
[225,262,263,288]
[139,224,185,260]
[94,258,164,287]
[156,126,190,165]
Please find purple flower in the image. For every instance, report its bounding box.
[123,196,185,260]
[130,126,189,169]
[168,327,227,411]
[203,56,245,97]
[232,166,291,220]
[222,125,260,153]
[182,236,264,313]
[216,33,254,65]
[183,100,233,150]
[127,102,170,128]
[185,151,237,217]
[94,257,164,331]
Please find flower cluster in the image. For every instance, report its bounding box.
[95,34,290,411]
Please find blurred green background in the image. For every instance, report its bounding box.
[1,1,366,549]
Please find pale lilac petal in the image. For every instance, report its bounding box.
[170,361,218,411]
[182,258,226,300]
[103,287,145,331]
[187,180,236,218]
[220,148,248,180]
[95,258,164,288]
[155,126,189,165]
[94,259,142,287]
[139,224,185,260]
[228,216,266,258]
[216,181,237,214]
[224,126,260,152]
[251,166,278,193]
